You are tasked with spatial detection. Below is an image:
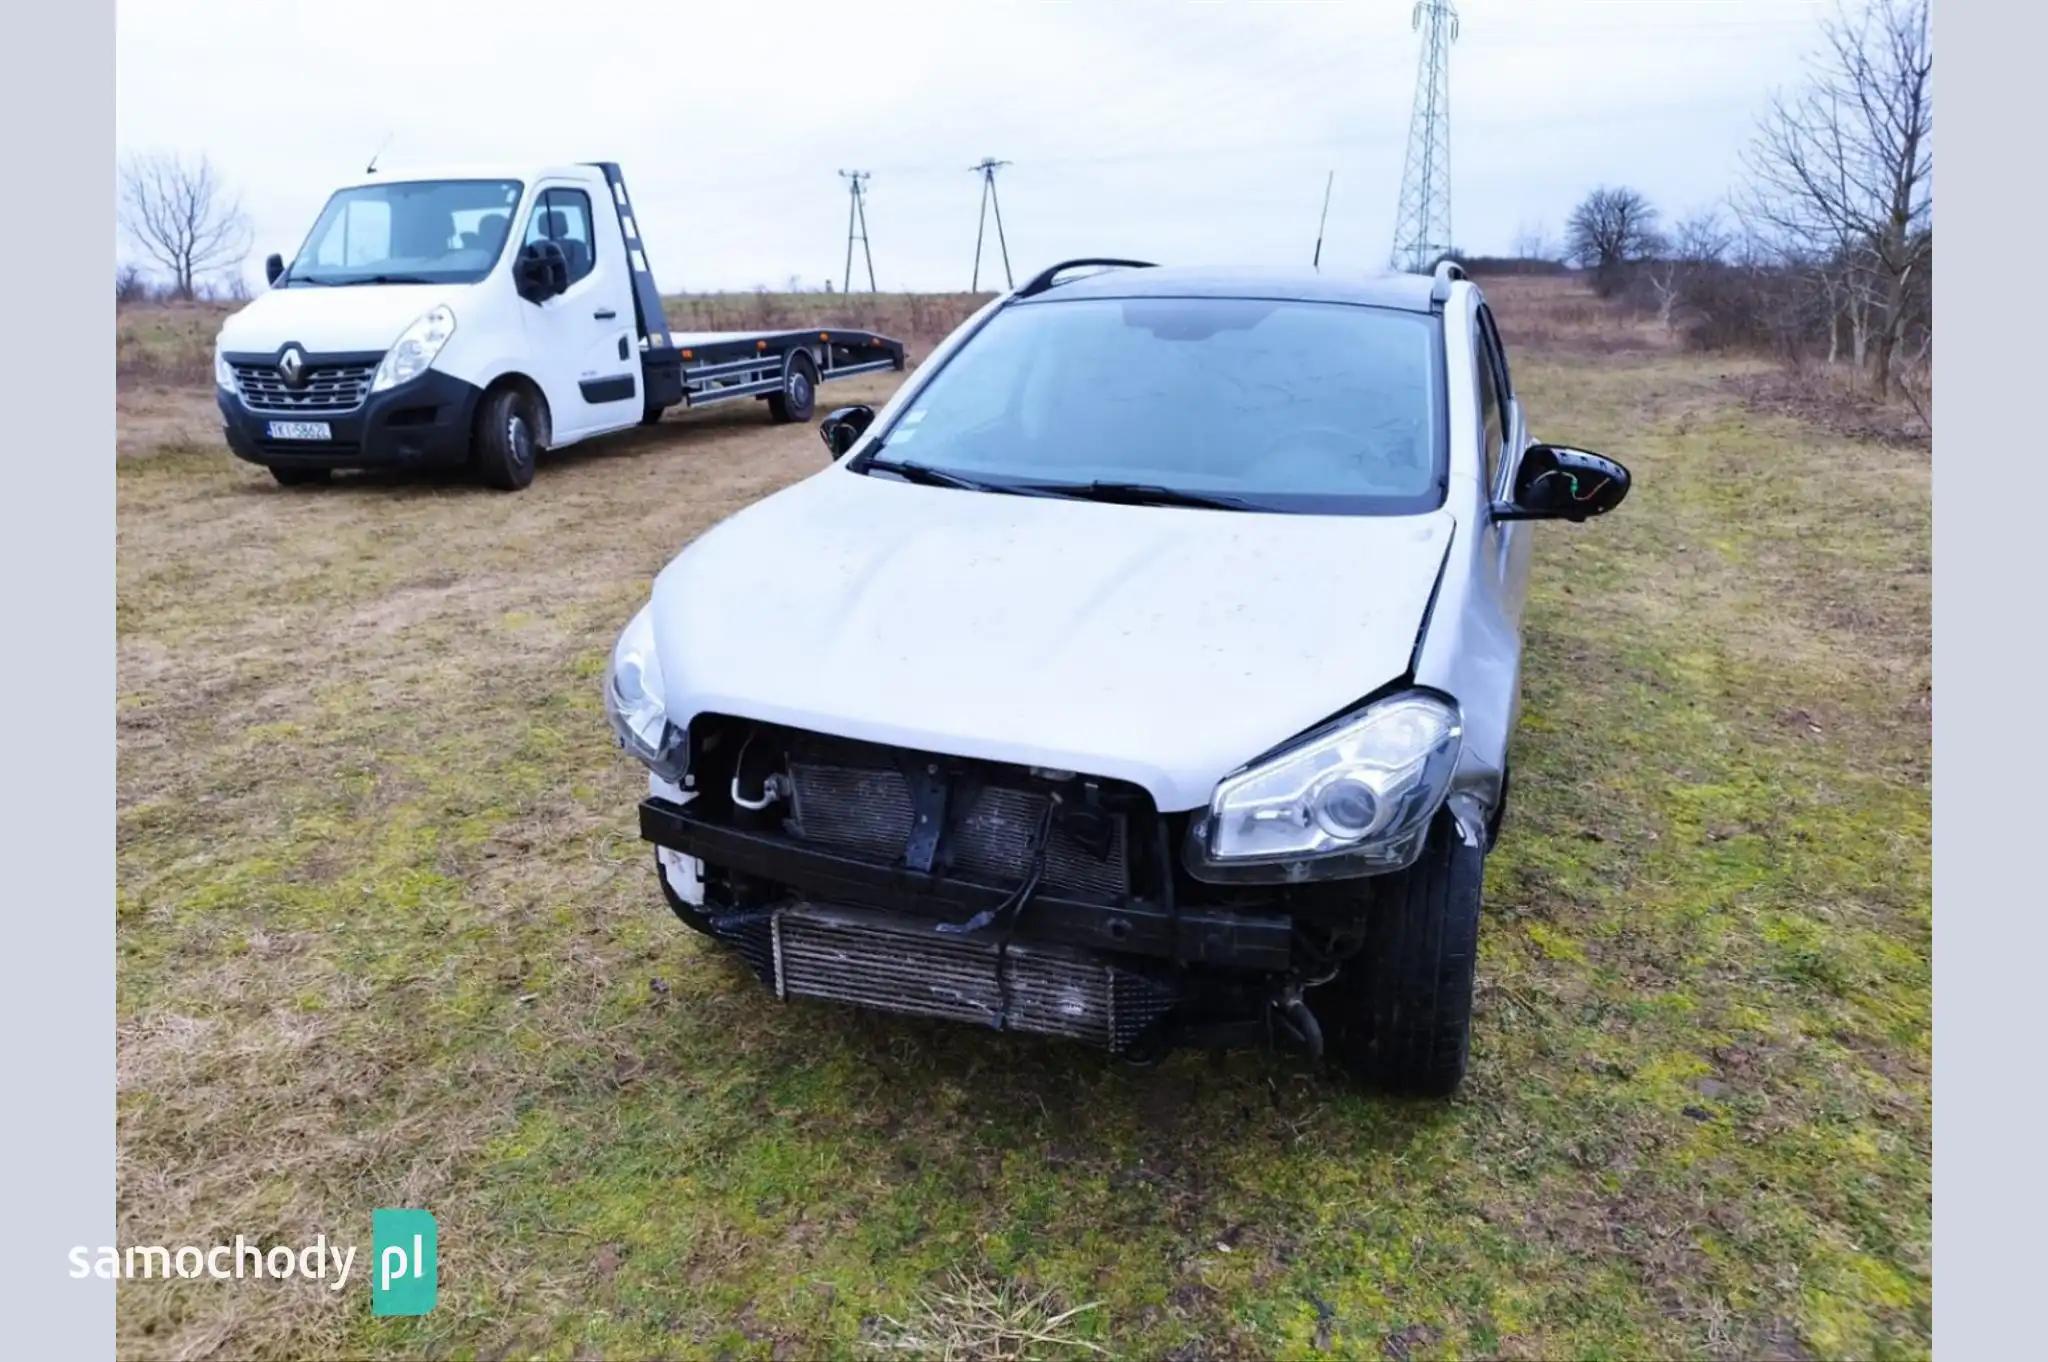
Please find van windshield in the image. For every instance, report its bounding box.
[285,179,523,286]
[857,296,1445,515]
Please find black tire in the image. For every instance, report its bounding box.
[640,402,667,427]
[268,466,330,487]
[1316,818,1483,1096]
[766,353,818,423]
[653,853,719,937]
[474,386,541,491]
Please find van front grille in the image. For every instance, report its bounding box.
[233,361,376,413]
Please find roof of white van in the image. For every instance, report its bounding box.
[334,163,605,190]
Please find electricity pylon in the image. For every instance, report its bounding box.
[969,158,1013,291]
[839,170,876,293]
[1390,0,1459,273]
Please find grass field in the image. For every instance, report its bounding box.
[115,279,1930,1359]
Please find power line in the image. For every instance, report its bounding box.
[838,170,875,292]
[968,158,1013,291]
[1391,0,1459,272]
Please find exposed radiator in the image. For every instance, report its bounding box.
[770,903,1173,1052]
[786,760,1129,898]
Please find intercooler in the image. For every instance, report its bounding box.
[768,902,1175,1052]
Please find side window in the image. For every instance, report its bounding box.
[522,188,596,284]
[1474,319,1504,490]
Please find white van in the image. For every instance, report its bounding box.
[212,162,902,489]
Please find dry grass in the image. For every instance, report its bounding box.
[115,277,1928,1359]
[869,1272,1104,1362]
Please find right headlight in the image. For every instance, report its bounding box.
[370,304,456,393]
[603,603,688,783]
[1186,690,1463,883]
[214,347,235,391]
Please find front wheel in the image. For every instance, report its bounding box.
[1315,818,1483,1096]
[766,353,817,423]
[474,387,541,491]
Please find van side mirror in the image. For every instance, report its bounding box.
[1494,443,1631,522]
[264,253,285,286]
[514,240,569,303]
[819,405,875,458]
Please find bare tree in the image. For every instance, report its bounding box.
[1565,186,1663,293]
[1646,209,1736,330]
[117,151,252,301]
[114,263,149,305]
[1511,219,1555,262]
[1741,0,1931,396]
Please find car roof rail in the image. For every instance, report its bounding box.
[1013,257,1157,299]
[1430,257,1468,303]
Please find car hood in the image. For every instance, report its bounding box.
[651,466,1455,811]
[215,282,466,355]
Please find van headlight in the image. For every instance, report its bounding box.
[603,604,688,782]
[370,304,456,393]
[214,348,235,391]
[1186,691,1462,882]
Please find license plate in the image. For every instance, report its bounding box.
[265,421,331,441]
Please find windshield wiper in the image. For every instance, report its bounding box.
[329,273,439,286]
[861,457,1024,495]
[1024,480,1261,512]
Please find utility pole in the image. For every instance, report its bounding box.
[1313,170,1335,271]
[1390,0,1459,273]
[969,158,1013,291]
[839,170,876,293]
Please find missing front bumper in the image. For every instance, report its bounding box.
[637,796,1295,971]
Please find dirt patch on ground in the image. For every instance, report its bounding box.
[1727,367,1931,449]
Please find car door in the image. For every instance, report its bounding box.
[515,182,639,441]
[1476,303,1534,627]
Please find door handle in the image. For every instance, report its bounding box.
[594,308,617,320]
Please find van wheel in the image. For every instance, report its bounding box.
[767,353,817,423]
[1315,818,1482,1096]
[268,466,330,487]
[475,387,540,490]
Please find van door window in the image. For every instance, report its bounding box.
[524,189,596,284]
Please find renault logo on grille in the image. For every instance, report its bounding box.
[278,346,306,387]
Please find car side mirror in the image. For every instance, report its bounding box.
[1494,443,1631,522]
[514,241,569,303]
[264,253,285,286]
[819,405,875,458]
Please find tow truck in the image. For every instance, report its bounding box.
[211,162,905,489]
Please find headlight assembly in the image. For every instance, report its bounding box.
[1186,690,1463,882]
[603,604,688,783]
[370,304,456,393]
[214,348,235,391]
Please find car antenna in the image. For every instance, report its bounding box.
[365,132,393,175]
[1312,170,1334,272]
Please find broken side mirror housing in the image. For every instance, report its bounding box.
[1494,444,1631,522]
[820,405,875,458]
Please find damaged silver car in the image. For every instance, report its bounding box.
[605,258,1630,1094]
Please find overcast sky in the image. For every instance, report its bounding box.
[115,0,1828,293]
